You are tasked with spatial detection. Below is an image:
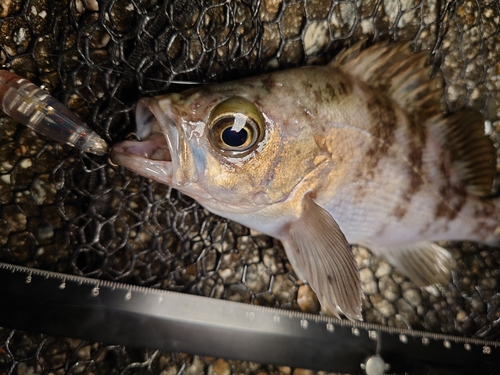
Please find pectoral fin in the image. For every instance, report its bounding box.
[282,196,363,320]
[380,243,455,287]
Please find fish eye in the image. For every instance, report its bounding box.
[208,97,265,157]
[221,124,249,147]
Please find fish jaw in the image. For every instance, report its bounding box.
[110,96,180,186]
[136,96,197,186]
[111,135,174,186]
[111,95,200,187]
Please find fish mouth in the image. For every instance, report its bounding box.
[114,132,171,161]
[111,97,179,185]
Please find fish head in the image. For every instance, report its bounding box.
[111,70,364,321]
[111,79,321,215]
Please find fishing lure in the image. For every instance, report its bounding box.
[0,70,109,155]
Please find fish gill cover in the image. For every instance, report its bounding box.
[0,0,499,374]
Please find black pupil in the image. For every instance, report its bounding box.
[222,126,248,147]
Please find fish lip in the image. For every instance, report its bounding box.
[110,97,179,185]
[109,147,174,185]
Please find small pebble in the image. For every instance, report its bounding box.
[293,369,315,375]
[403,289,422,307]
[379,276,400,302]
[278,366,292,375]
[456,310,467,322]
[185,356,205,375]
[374,262,392,278]
[212,359,230,375]
[360,267,375,283]
[360,268,378,295]
[371,295,397,318]
[297,285,320,313]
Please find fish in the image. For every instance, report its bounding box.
[110,41,500,320]
[0,70,109,155]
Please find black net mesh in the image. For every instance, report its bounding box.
[1,0,500,374]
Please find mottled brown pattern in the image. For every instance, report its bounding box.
[352,93,398,203]
[308,72,352,105]
[392,205,408,219]
[472,201,496,219]
[471,203,499,242]
[390,119,426,219]
[324,75,352,102]
[478,227,497,243]
[434,185,467,220]
[434,199,455,220]
[364,94,397,169]
[325,83,336,100]
[314,89,322,102]
[428,144,468,221]
[301,80,313,91]
[328,75,352,98]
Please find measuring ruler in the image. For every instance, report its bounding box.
[0,262,498,374]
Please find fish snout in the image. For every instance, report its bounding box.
[135,95,199,186]
[109,96,179,185]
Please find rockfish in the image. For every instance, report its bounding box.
[111,42,499,320]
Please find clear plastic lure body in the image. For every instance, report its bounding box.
[0,70,109,155]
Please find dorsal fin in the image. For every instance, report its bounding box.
[333,41,496,197]
[332,40,442,123]
[433,109,496,197]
